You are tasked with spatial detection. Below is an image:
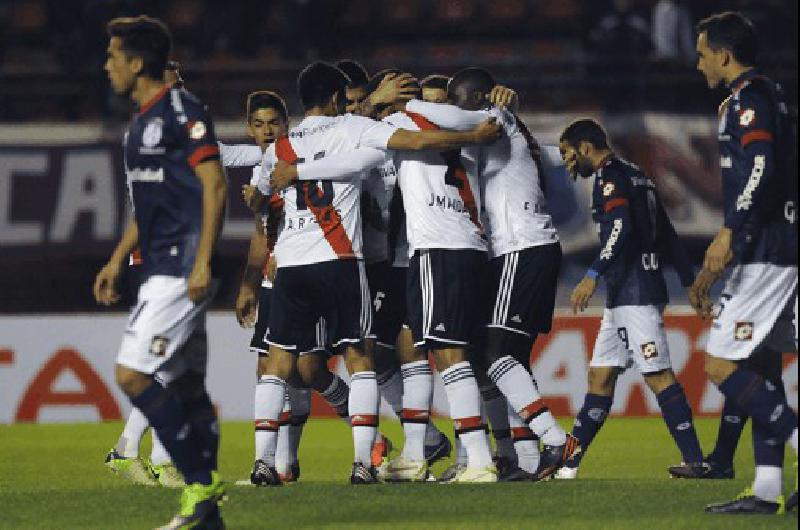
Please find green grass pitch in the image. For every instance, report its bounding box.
[0,418,796,529]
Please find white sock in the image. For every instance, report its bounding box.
[508,403,539,473]
[321,374,350,421]
[789,428,798,454]
[349,371,379,466]
[455,435,468,465]
[275,391,292,474]
[149,430,171,465]
[481,384,515,461]
[400,360,433,461]
[116,407,149,458]
[488,356,565,446]
[287,386,311,467]
[254,375,286,467]
[440,362,493,468]
[377,367,404,417]
[752,465,783,501]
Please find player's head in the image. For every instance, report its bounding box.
[297,61,350,115]
[366,68,421,118]
[696,11,757,89]
[420,75,450,103]
[164,60,183,89]
[246,91,289,150]
[105,16,172,96]
[559,119,611,180]
[448,67,494,110]
[336,59,369,113]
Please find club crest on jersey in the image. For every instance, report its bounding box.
[188,120,207,140]
[734,321,754,341]
[149,335,170,357]
[738,108,755,127]
[602,182,615,196]
[142,118,163,148]
[640,341,658,360]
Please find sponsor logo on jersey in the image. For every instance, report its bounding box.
[188,120,207,140]
[127,167,165,183]
[640,341,658,360]
[735,155,765,211]
[720,156,732,168]
[600,218,623,260]
[734,321,754,341]
[142,118,163,148]
[149,335,170,357]
[602,182,615,196]
[738,108,755,127]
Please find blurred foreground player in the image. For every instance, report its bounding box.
[692,11,798,514]
[94,16,227,529]
[557,119,707,480]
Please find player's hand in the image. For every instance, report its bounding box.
[703,227,733,275]
[188,260,212,302]
[243,185,265,213]
[269,160,298,192]
[471,117,501,145]
[488,85,518,110]
[570,276,597,314]
[688,268,718,319]
[235,284,258,328]
[93,261,122,306]
[266,255,277,283]
[368,72,418,106]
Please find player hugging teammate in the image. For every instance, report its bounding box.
[95,9,796,528]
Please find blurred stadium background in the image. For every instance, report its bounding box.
[0,0,796,425]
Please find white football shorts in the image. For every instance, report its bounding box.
[706,263,798,360]
[117,275,217,384]
[589,305,672,374]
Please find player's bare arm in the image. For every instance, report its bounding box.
[386,117,500,151]
[190,159,227,302]
[235,213,268,327]
[570,276,597,314]
[93,220,139,306]
[703,227,734,274]
[360,72,418,118]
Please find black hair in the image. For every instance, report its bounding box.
[447,67,495,102]
[364,68,403,95]
[696,11,758,66]
[559,118,609,150]
[296,61,349,110]
[107,16,172,80]
[335,59,369,88]
[420,74,449,91]
[246,90,288,122]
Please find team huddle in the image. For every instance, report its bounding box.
[93,11,797,530]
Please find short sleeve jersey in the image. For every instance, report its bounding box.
[591,157,670,308]
[383,111,487,256]
[259,114,395,268]
[123,85,220,278]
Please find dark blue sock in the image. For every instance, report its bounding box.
[708,398,748,466]
[753,379,786,467]
[718,368,797,441]
[130,381,211,485]
[182,390,219,471]
[570,393,613,466]
[656,383,703,463]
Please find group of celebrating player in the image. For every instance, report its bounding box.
[93,10,797,529]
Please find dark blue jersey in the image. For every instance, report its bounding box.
[123,85,220,278]
[718,70,797,266]
[588,156,694,308]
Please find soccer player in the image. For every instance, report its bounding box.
[266,71,518,483]
[556,119,707,480]
[94,16,226,529]
[392,67,577,481]
[420,74,449,103]
[691,11,798,514]
[336,59,369,113]
[248,61,500,484]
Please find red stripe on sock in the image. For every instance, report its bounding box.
[350,414,379,427]
[511,426,536,440]
[453,416,484,434]
[254,419,280,431]
[401,408,430,422]
[519,400,549,423]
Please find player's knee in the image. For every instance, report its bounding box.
[587,367,617,396]
[263,346,294,380]
[115,364,152,397]
[643,369,677,394]
[704,354,734,386]
[256,356,270,377]
[344,345,373,374]
[297,355,325,389]
[432,347,466,370]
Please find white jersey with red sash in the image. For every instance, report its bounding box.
[383,111,487,256]
[258,114,395,268]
